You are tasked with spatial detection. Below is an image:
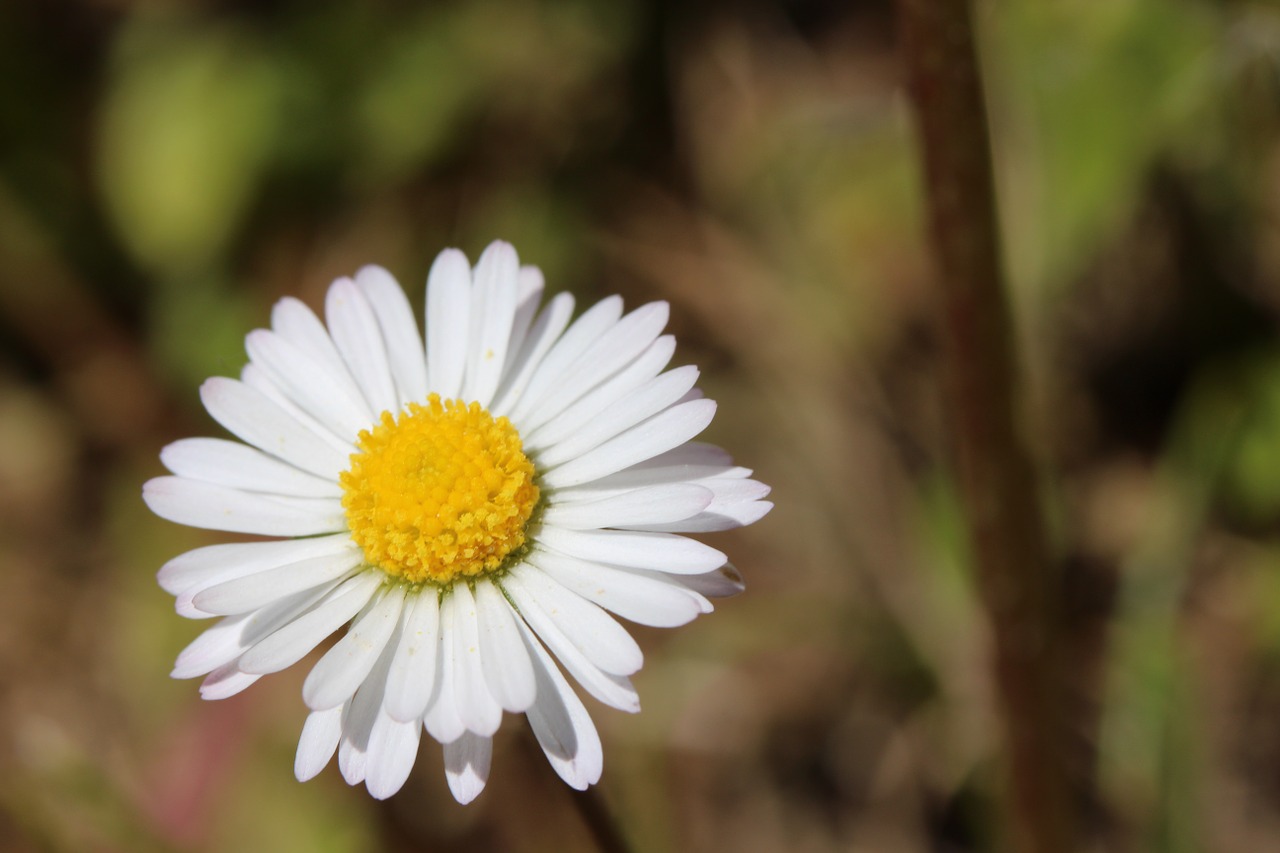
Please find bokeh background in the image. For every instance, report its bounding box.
[0,0,1275,850]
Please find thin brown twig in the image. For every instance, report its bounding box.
[895,1,1075,852]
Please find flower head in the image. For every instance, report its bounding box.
[144,241,772,803]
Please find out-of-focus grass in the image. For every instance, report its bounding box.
[3,0,1280,850]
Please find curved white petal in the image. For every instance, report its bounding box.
[240,363,355,453]
[443,732,492,805]
[523,335,675,450]
[423,591,466,744]
[463,241,519,407]
[304,585,407,711]
[528,549,710,628]
[199,664,261,700]
[507,563,642,676]
[199,377,349,478]
[541,484,713,530]
[337,619,400,788]
[355,265,428,405]
[143,477,345,537]
[675,563,747,598]
[296,704,345,782]
[326,278,399,416]
[238,572,382,674]
[192,549,362,616]
[474,579,536,712]
[633,499,773,532]
[171,614,254,679]
[246,330,372,441]
[540,399,716,489]
[364,711,421,799]
[426,249,471,399]
[490,292,575,416]
[161,437,340,498]
[537,526,726,575]
[505,295,622,424]
[518,619,602,789]
[503,265,545,376]
[535,367,700,467]
[384,590,441,723]
[499,571,639,712]
[269,297,352,382]
[158,534,352,597]
[520,301,669,431]
[446,584,504,737]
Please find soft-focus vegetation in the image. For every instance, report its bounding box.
[1,0,1279,850]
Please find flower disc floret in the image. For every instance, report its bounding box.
[341,394,539,584]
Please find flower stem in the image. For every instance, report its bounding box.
[895,1,1075,852]
[570,786,635,853]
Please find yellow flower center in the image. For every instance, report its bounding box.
[340,394,539,585]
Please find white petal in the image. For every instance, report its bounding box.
[446,584,504,737]
[143,476,345,536]
[199,664,261,700]
[474,579,536,712]
[199,377,349,478]
[326,278,399,416]
[158,533,351,598]
[540,399,716,489]
[618,478,772,532]
[541,484,713,530]
[555,462,752,502]
[238,572,382,674]
[536,526,726,575]
[364,711,421,799]
[161,437,341,498]
[507,563,642,676]
[528,549,709,627]
[240,363,354,453]
[490,292,575,416]
[338,621,400,788]
[425,249,471,399]
[191,548,361,616]
[633,499,773,532]
[505,295,622,425]
[518,620,602,789]
[534,367,700,467]
[270,297,352,381]
[503,265,545,376]
[499,571,639,712]
[423,592,466,744]
[171,614,254,678]
[443,732,492,805]
[246,330,372,441]
[296,705,345,782]
[304,585,407,710]
[675,563,746,598]
[524,335,675,450]
[520,301,669,431]
[631,440,733,469]
[463,241,519,407]
[175,582,341,674]
[384,590,441,722]
[355,265,428,405]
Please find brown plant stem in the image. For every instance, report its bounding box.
[570,785,635,853]
[895,2,1074,852]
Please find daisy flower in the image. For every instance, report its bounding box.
[144,241,772,803]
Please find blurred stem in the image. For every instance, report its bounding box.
[896,2,1074,853]
[571,786,634,853]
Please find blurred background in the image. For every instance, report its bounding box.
[0,0,1274,850]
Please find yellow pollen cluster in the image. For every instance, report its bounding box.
[340,394,539,585]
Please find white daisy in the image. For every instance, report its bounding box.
[144,241,772,803]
